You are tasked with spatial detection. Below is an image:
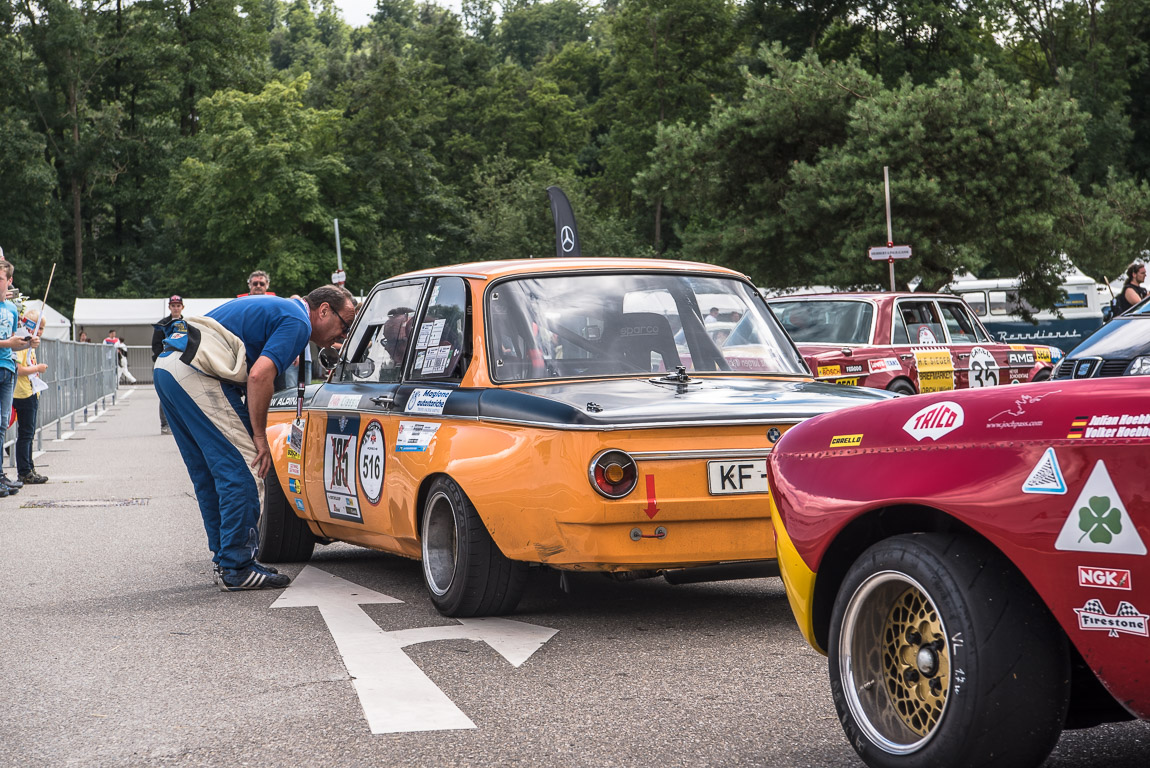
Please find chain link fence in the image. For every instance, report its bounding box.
[4,339,120,461]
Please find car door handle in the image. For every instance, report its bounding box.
[369,394,394,408]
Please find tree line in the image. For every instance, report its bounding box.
[3,0,1150,312]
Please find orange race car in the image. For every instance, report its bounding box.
[260,258,889,616]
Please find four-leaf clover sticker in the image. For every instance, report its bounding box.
[1078,495,1123,544]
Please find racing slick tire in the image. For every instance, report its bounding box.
[258,464,316,563]
[421,476,529,617]
[828,533,1069,768]
[886,379,916,396]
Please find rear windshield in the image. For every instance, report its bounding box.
[768,300,874,345]
[486,273,806,382]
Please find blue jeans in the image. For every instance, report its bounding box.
[0,368,14,435]
[14,395,38,476]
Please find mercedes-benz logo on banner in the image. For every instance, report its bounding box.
[560,226,575,253]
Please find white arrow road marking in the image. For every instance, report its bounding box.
[272,565,557,734]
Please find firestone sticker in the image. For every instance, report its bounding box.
[324,414,362,523]
[1075,599,1149,638]
[359,420,386,505]
[406,388,451,415]
[1055,461,1147,555]
[903,401,964,442]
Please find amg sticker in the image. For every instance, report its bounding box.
[324,414,362,523]
[1075,599,1149,638]
[903,401,964,442]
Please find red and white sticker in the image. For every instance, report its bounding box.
[868,357,901,373]
[903,401,964,441]
[1075,599,1149,638]
[1078,566,1132,591]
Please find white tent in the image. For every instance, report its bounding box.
[21,300,71,341]
[72,297,236,346]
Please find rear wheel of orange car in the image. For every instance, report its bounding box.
[421,476,529,617]
[828,534,1069,768]
[258,464,316,563]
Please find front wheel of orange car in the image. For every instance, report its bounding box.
[258,464,316,563]
[828,534,1069,768]
[421,476,529,617]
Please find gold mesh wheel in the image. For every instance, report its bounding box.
[882,587,949,737]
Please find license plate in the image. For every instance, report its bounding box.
[707,459,769,495]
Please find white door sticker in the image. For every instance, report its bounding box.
[406,388,451,414]
[967,346,999,388]
[359,420,386,505]
[396,421,440,452]
[1055,461,1147,555]
[903,401,964,441]
[1022,447,1066,494]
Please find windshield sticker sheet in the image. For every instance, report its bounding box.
[913,349,955,393]
[323,414,362,523]
[407,387,450,414]
[1021,448,1066,494]
[1056,461,1146,555]
[422,345,451,375]
[396,421,440,452]
[416,322,433,350]
[359,420,386,505]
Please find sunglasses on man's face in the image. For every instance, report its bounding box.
[250,281,267,287]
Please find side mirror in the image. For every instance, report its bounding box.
[318,346,341,369]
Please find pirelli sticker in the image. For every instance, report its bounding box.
[914,349,955,393]
[829,434,863,448]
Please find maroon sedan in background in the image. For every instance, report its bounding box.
[765,292,1060,395]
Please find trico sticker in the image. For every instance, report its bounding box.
[328,393,362,410]
[287,462,301,476]
[396,421,440,452]
[967,346,999,388]
[1074,599,1149,638]
[324,414,362,523]
[359,420,386,505]
[294,498,305,512]
[913,349,955,394]
[1078,566,1132,591]
[1021,447,1066,494]
[829,434,863,448]
[1055,461,1147,555]
[406,387,451,415]
[903,401,964,442]
[818,365,841,377]
[868,357,901,373]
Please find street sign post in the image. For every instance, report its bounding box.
[868,245,912,260]
[872,167,912,291]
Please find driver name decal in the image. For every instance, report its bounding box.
[324,414,362,523]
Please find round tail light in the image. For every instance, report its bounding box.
[589,450,638,499]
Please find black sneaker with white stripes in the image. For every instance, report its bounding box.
[213,562,278,585]
[218,563,291,591]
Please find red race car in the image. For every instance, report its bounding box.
[767,377,1148,768]
[766,292,1060,394]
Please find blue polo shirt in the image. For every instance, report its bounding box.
[0,300,19,374]
[207,295,311,375]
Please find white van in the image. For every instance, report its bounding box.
[943,266,1105,353]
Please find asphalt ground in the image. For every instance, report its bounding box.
[2,385,1149,768]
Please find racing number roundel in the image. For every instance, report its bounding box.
[968,346,999,388]
[360,420,386,505]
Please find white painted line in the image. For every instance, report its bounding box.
[272,566,557,734]
[52,432,75,442]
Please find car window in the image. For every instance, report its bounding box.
[988,291,1009,315]
[959,291,987,316]
[938,301,991,343]
[487,273,805,382]
[338,281,425,383]
[893,300,945,344]
[767,300,874,344]
[410,277,469,382]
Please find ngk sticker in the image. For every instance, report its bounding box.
[903,401,964,441]
[1078,566,1132,591]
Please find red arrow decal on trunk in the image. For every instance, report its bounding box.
[644,475,659,519]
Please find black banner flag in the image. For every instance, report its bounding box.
[546,186,581,258]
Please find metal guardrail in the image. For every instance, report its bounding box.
[4,339,120,463]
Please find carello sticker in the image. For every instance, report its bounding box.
[406,388,451,415]
[359,420,386,505]
[294,498,306,512]
[829,434,862,448]
[1078,566,1132,591]
[1074,599,1149,638]
[1055,461,1146,555]
[903,401,964,441]
[324,413,362,523]
[817,365,841,377]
